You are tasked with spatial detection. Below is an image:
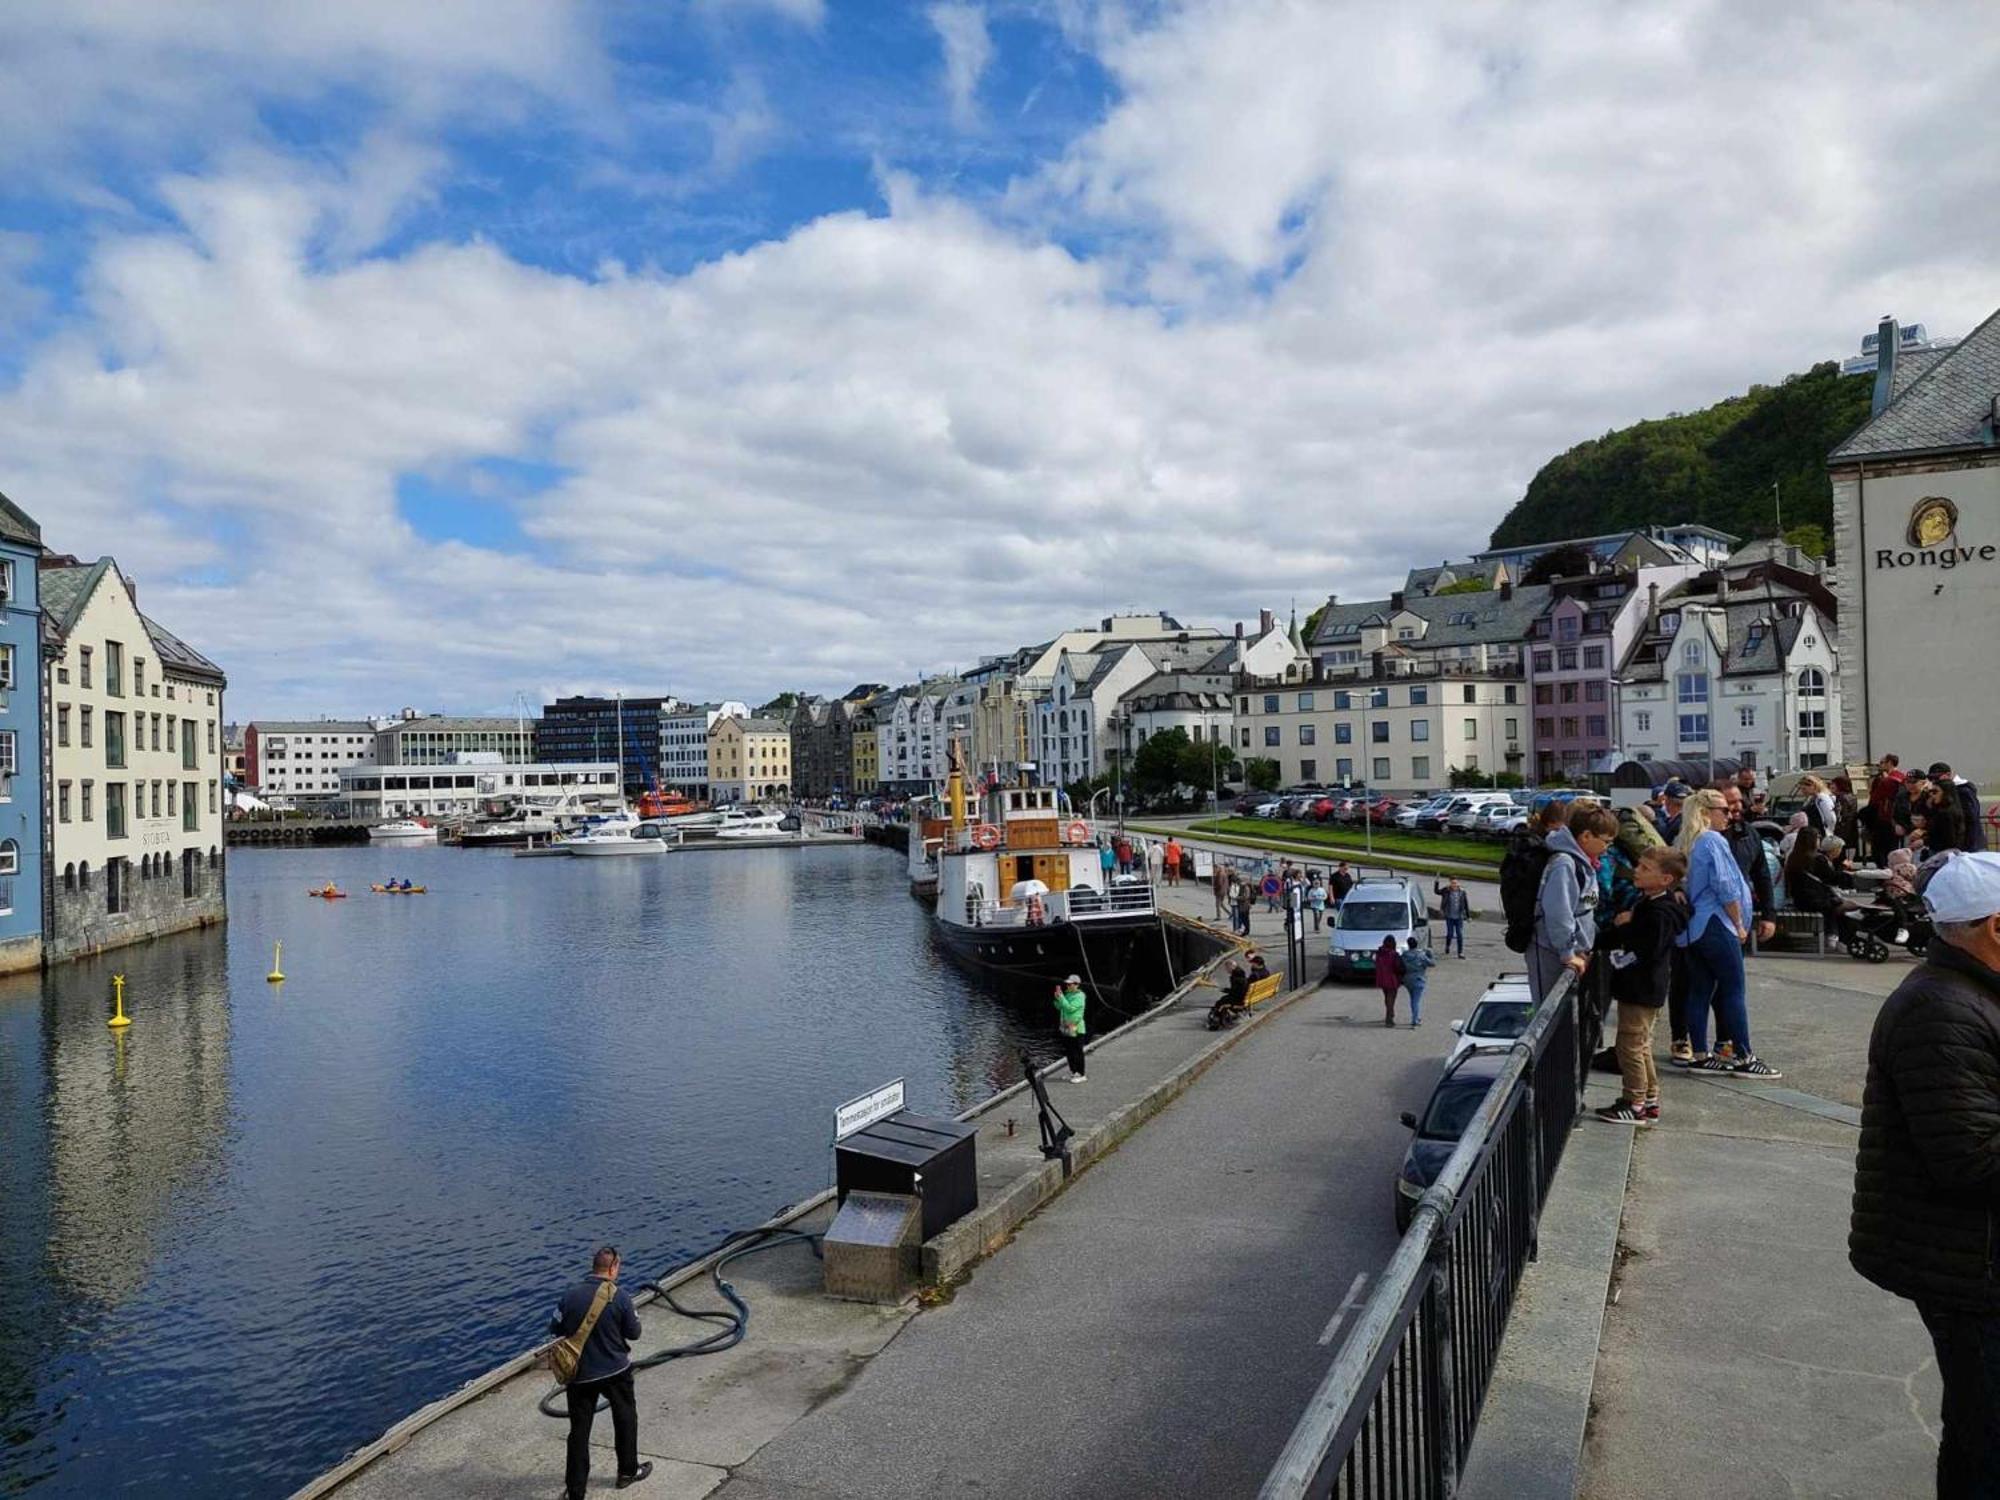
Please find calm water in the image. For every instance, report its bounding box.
[0,842,1055,1498]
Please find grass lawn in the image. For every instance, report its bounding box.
[1188,817,1502,867]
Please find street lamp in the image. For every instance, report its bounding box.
[1106,710,1129,830]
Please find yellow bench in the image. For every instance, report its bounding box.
[1244,974,1283,1008]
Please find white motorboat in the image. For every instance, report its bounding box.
[368,819,438,844]
[712,806,789,839]
[564,812,666,857]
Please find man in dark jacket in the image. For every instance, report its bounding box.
[550,1247,650,1497]
[1716,784,1777,947]
[1851,853,2000,1494]
[1330,861,1354,906]
[1932,762,1989,854]
[1433,877,1470,957]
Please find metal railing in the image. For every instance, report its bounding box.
[1068,883,1157,918]
[1260,966,1595,1500]
[962,882,1157,928]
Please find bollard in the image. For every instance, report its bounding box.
[267,941,285,983]
[107,974,131,1029]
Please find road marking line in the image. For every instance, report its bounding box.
[1317,1272,1370,1345]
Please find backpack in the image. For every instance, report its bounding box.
[1499,832,1552,953]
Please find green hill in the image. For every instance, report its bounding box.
[1488,361,1874,554]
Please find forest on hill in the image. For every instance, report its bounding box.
[1487,361,1875,556]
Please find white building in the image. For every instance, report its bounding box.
[661,701,748,798]
[1232,666,1526,793]
[372,713,535,766]
[877,681,957,794]
[245,720,376,806]
[340,760,620,823]
[1614,573,1841,773]
[42,556,229,963]
[1830,309,2000,791]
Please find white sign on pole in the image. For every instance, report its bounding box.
[834,1078,906,1140]
[1193,850,1214,877]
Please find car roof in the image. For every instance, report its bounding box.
[1348,877,1415,895]
[1441,1049,1511,1083]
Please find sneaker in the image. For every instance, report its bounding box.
[1642,1101,1661,1121]
[1729,1055,1783,1079]
[1410,1020,1421,1028]
[1669,1040,1694,1067]
[1715,1041,1739,1063]
[1595,1100,1646,1125]
[1687,1053,1736,1073]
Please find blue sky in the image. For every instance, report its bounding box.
[2,1,1997,715]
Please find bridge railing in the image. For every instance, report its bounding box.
[1259,965,1593,1500]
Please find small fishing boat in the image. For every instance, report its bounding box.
[307,887,349,899]
[370,883,429,894]
[565,813,667,857]
[368,819,437,844]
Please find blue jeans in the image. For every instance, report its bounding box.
[1919,1303,2000,1498]
[1683,917,1750,1056]
[1407,981,1425,1024]
[1443,918,1464,956]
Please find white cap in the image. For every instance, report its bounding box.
[1923,852,2000,925]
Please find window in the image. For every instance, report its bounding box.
[1409,686,1428,706]
[167,782,177,818]
[105,711,126,768]
[1504,685,1518,704]
[1558,648,1578,671]
[1412,756,1431,780]
[134,659,145,696]
[1583,646,1605,669]
[1534,684,1553,705]
[106,641,124,696]
[1297,692,1314,711]
[1738,705,1756,728]
[1556,614,1579,642]
[1263,695,1279,713]
[1797,667,1826,698]
[1333,691,1351,711]
[106,782,127,839]
[1371,721,1390,743]
[81,706,93,748]
[1504,718,1518,739]
[184,726,199,770]
[1465,718,1481,741]
[1560,716,1580,737]
[57,704,70,747]
[151,781,162,819]
[1536,717,1555,738]
[207,720,216,754]
[1676,672,1708,705]
[1409,720,1430,742]
[1679,713,1709,743]
[1585,680,1605,703]
[1462,686,1475,704]
[1373,757,1391,782]
[1636,711,1652,732]
[80,647,92,689]
[1299,759,1316,781]
[1298,724,1316,745]
[1336,758,1354,781]
[183,782,199,831]
[1239,728,1250,748]
[1533,651,1552,672]
[106,856,126,915]
[81,780,94,820]
[1587,715,1607,737]
[1559,682,1579,704]
[1798,709,1827,738]
[151,714,162,751]
[1264,726,1281,747]
[58,781,72,822]
[1683,641,1702,664]
[1335,723,1352,744]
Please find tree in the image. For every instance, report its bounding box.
[758,691,800,717]
[1131,728,1192,799]
[1783,522,1830,560]
[1435,577,1491,595]
[1449,766,1496,789]
[1244,757,1282,791]
[1521,545,1597,585]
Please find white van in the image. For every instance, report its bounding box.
[1328,877,1431,981]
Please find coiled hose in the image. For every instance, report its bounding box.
[540,1224,824,1417]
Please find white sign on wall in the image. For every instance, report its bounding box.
[834,1078,906,1140]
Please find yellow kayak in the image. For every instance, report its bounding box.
[370,884,428,894]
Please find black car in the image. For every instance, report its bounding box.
[1393,1049,1508,1231]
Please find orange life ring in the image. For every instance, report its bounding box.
[971,823,1001,849]
[1065,819,1091,845]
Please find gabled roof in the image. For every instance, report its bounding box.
[0,489,40,550]
[736,717,788,734]
[144,614,225,684]
[1830,304,2000,460]
[1311,584,1554,651]
[40,557,116,639]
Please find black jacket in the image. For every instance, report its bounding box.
[1720,819,1775,920]
[1433,880,1470,920]
[1604,889,1689,1007]
[1955,779,1988,853]
[1850,944,2000,1312]
[549,1275,641,1384]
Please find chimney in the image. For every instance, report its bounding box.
[124,576,138,606]
[1498,581,1512,602]
[1389,591,1405,612]
[1235,621,1244,640]
[1647,581,1659,633]
[1259,608,1274,634]
[1871,314,1899,417]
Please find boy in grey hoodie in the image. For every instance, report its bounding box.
[1531,802,1617,1002]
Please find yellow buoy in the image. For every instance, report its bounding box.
[267,941,285,984]
[107,974,131,1028]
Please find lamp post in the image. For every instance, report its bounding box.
[1107,711,1128,830]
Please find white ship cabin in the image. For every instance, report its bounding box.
[940,785,1156,929]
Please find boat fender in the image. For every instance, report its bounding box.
[971,823,1001,850]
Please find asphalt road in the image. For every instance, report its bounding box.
[717,923,1519,1500]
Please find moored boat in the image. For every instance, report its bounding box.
[368,819,438,844]
[564,812,667,857]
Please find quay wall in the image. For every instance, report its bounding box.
[46,854,227,965]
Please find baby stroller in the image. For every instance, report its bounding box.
[1838,890,1933,963]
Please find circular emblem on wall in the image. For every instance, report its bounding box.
[1908,496,1958,548]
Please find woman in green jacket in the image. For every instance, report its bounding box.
[1053,976,1088,1082]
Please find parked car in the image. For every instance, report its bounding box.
[1234,791,1280,814]
[1448,795,1516,833]
[1417,795,1475,831]
[1395,797,1448,830]
[1328,877,1431,982]
[1358,795,1400,823]
[1394,1049,1509,1231]
[1250,798,1286,819]
[1484,807,1529,836]
[1446,978,1536,1062]
[1326,794,1364,822]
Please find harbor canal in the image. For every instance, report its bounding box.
[0,841,1138,1498]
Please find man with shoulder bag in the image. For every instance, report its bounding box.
[548,1246,650,1497]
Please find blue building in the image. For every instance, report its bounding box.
[0,492,42,973]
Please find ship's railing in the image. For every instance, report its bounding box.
[1068,883,1156,919]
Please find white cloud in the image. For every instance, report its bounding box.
[4,1,2000,718]
[929,3,994,129]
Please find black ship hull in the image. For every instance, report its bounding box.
[930,914,1151,994]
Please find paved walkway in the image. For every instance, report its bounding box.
[1581,950,1940,1500]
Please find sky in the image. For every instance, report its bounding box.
[2,1,1997,717]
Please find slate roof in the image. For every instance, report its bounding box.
[251,720,374,735]
[144,614,225,684]
[0,489,40,550]
[39,558,113,637]
[735,717,789,734]
[1830,304,2000,460]
[1618,580,1817,682]
[1310,584,1554,651]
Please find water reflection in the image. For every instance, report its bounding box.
[0,843,1050,1497]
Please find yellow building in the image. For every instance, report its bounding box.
[849,707,880,795]
[708,715,792,803]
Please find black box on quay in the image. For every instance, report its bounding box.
[834,1110,978,1242]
